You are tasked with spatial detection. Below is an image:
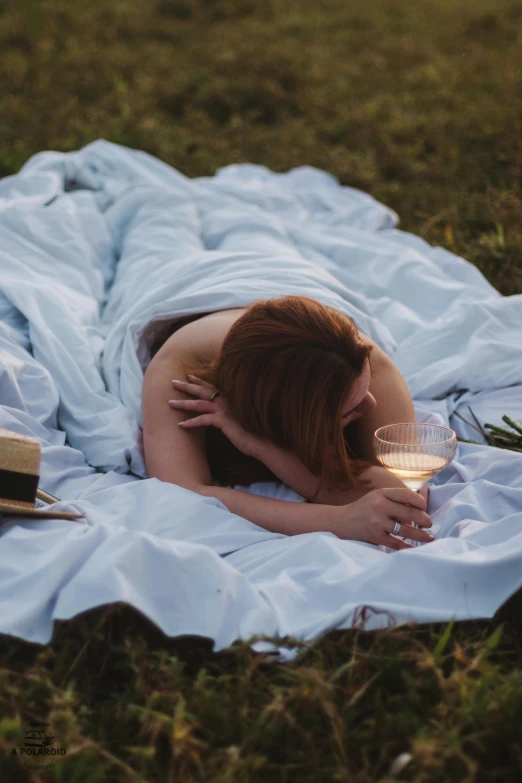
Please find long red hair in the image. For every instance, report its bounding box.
[180,295,376,491]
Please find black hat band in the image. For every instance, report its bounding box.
[0,468,39,503]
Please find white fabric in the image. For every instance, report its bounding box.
[1,139,521,661]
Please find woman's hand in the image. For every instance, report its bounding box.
[329,486,435,551]
[418,483,429,506]
[169,374,258,457]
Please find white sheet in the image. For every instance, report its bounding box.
[1,139,521,660]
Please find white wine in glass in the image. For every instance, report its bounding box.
[373,423,457,543]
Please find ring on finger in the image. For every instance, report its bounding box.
[392,520,402,536]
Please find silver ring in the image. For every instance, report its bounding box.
[392,521,402,536]
[210,390,221,402]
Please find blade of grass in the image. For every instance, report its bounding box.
[484,423,520,440]
[453,410,487,438]
[467,406,490,441]
[502,415,522,435]
[432,619,454,664]
[488,436,517,447]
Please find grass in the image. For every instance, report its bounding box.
[1,0,522,779]
[2,601,522,782]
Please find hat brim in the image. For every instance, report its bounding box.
[0,502,85,520]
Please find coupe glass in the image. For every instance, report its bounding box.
[373,423,457,544]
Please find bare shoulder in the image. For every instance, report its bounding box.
[357,330,393,368]
[153,308,249,365]
[152,307,392,369]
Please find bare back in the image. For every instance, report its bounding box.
[141,306,381,490]
[153,306,378,368]
[153,308,250,366]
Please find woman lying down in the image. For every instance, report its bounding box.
[142,295,435,551]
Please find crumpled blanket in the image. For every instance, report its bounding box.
[0,139,521,659]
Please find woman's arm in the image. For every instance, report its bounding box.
[248,436,408,505]
[143,345,430,547]
[197,483,339,536]
[246,352,416,504]
[142,338,340,536]
[142,349,212,488]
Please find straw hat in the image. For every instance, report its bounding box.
[0,428,84,520]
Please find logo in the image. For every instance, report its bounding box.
[11,722,67,770]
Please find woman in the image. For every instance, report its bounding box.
[142,295,434,551]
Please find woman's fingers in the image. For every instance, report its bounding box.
[382,535,415,551]
[169,398,216,412]
[186,374,215,389]
[373,532,415,551]
[172,378,217,401]
[382,487,427,511]
[176,414,215,428]
[419,484,430,506]
[385,500,432,529]
[386,518,435,544]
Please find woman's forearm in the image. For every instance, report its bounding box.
[248,435,410,507]
[247,436,322,501]
[247,435,373,506]
[196,482,338,537]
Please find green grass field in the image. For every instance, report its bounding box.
[1,0,522,780]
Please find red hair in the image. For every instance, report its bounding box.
[181,295,375,491]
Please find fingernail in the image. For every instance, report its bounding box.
[168,400,179,404]
[172,379,182,384]
[427,534,436,540]
[177,421,187,426]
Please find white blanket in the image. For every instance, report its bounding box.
[1,139,521,660]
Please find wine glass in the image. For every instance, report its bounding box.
[373,423,457,545]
